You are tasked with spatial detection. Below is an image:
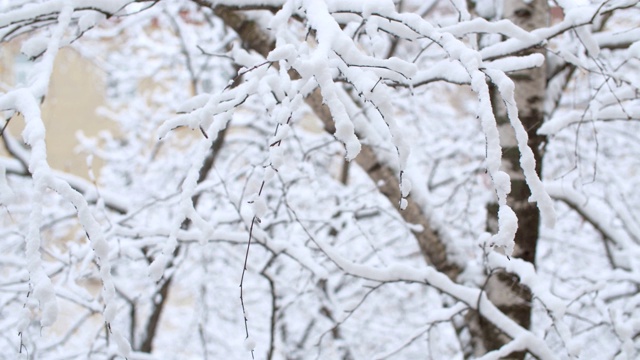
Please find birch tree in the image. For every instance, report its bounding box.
[1,1,640,359]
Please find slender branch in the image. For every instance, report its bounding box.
[260,256,278,360]
[140,274,173,352]
[210,2,461,281]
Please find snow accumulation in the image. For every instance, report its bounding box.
[1,0,638,358]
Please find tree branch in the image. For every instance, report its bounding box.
[209,3,461,280]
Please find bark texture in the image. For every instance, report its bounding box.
[210,3,551,358]
[469,0,549,358]
[211,5,461,280]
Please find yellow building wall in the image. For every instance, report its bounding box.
[1,43,112,178]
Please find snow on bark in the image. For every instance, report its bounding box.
[442,18,537,42]
[2,0,638,358]
[0,0,134,40]
[485,53,545,73]
[149,137,216,281]
[4,1,79,333]
[301,0,362,160]
[468,70,521,253]
[546,181,637,259]
[311,234,557,359]
[486,69,556,229]
[0,1,134,354]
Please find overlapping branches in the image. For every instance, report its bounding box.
[1,0,639,359]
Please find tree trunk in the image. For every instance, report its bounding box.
[212,3,548,357]
[211,5,461,280]
[469,0,549,358]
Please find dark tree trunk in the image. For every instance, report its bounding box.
[469,0,549,358]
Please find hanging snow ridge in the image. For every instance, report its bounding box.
[485,53,545,73]
[267,44,297,62]
[21,35,49,59]
[486,69,556,229]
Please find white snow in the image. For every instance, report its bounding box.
[2,1,638,358]
[21,36,49,59]
[78,11,105,33]
[399,198,408,210]
[250,194,268,219]
[243,336,256,352]
[400,178,412,198]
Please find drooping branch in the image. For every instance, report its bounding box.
[545,182,637,269]
[298,214,557,360]
[0,0,160,41]
[210,4,461,280]
[471,1,550,357]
